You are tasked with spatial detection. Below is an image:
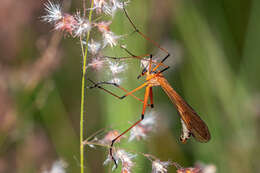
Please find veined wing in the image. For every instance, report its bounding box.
[158,77,211,143]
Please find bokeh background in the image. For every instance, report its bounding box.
[0,0,259,172]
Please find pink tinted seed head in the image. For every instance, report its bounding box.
[54,14,77,35]
[100,130,122,144]
[177,167,202,173]
[104,150,136,172]
[152,160,171,173]
[95,21,112,33]
[117,150,136,169]
[121,167,131,173]
[92,0,109,14]
[128,113,156,141]
[195,163,216,173]
[87,57,105,71]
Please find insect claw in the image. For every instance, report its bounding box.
[120,95,126,99]
[110,139,118,169]
[112,156,118,169]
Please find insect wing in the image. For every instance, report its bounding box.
[159,78,211,142]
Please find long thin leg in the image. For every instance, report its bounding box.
[88,79,151,105]
[151,54,170,72]
[110,118,143,167]
[158,66,170,74]
[153,55,171,75]
[120,82,148,99]
[121,46,166,68]
[105,53,150,61]
[123,5,170,56]
[149,87,154,108]
[148,54,152,73]
[141,86,151,116]
[89,80,148,99]
[110,85,151,167]
[105,48,168,68]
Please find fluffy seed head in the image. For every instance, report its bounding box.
[108,0,130,16]
[104,150,136,172]
[108,61,127,74]
[110,77,122,85]
[100,130,122,144]
[129,113,156,141]
[92,0,109,14]
[42,159,67,173]
[102,3,114,16]
[110,0,128,11]
[88,39,102,55]
[103,31,121,47]
[87,57,105,70]
[95,21,112,33]
[152,160,171,173]
[195,163,216,173]
[54,14,77,35]
[42,1,63,23]
[177,167,201,173]
[74,12,92,37]
[91,0,129,16]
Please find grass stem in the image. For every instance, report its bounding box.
[80,0,94,173]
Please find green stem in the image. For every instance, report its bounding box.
[80,1,94,173]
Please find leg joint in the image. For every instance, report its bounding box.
[111,139,116,145]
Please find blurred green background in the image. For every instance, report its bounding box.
[0,0,260,172]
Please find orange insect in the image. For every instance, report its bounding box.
[89,5,211,167]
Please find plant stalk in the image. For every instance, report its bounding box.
[80,0,94,173]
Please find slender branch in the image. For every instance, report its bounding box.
[83,140,181,169]
[80,0,94,173]
[83,0,86,17]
